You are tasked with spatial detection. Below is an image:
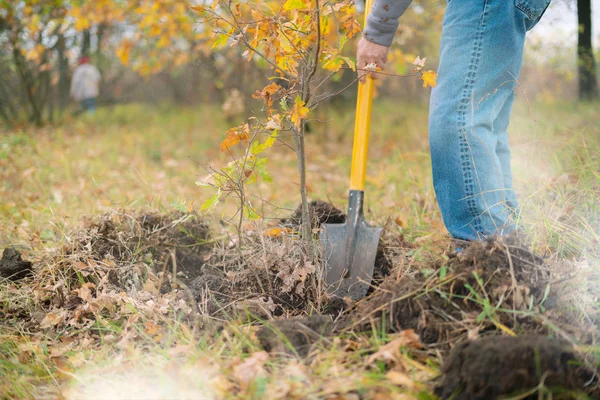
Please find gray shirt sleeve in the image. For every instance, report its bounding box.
[363,0,413,47]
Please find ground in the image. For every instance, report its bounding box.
[0,100,599,399]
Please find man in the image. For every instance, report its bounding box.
[358,0,550,242]
[70,56,101,115]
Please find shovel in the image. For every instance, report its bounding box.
[320,0,381,300]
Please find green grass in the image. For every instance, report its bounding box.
[1,99,599,398]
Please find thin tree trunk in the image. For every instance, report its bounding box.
[577,0,599,100]
[46,70,54,123]
[57,34,70,113]
[96,24,106,57]
[0,74,19,124]
[82,29,91,56]
[13,48,42,125]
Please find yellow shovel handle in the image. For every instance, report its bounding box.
[349,0,375,191]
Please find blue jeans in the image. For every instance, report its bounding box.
[81,98,96,114]
[428,0,550,241]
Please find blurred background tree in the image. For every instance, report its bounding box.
[578,0,598,99]
[0,0,598,127]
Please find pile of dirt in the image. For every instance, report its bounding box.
[256,315,334,356]
[0,247,33,280]
[189,234,320,319]
[435,335,597,399]
[3,202,598,398]
[187,199,411,320]
[345,235,550,346]
[281,199,346,228]
[1,211,211,333]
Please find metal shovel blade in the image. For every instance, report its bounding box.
[320,191,382,300]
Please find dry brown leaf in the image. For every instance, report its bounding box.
[233,351,269,392]
[385,370,417,389]
[40,311,66,328]
[144,320,161,335]
[49,345,70,359]
[73,282,95,302]
[236,297,277,319]
[394,213,408,228]
[367,330,423,365]
[142,278,158,294]
[277,261,315,295]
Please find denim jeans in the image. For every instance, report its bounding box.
[81,98,96,114]
[428,0,550,241]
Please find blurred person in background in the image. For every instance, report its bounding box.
[70,55,101,115]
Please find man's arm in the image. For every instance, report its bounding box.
[363,0,413,47]
[357,0,412,82]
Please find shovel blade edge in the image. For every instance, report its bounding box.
[320,221,382,300]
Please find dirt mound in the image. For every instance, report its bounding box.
[190,234,320,319]
[282,200,346,229]
[76,211,211,282]
[345,236,550,346]
[435,335,597,399]
[1,211,210,333]
[187,200,412,320]
[4,203,598,398]
[256,315,334,356]
[0,248,33,280]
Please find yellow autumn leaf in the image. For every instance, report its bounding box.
[283,0,306,11]
[74,16,90,31]
[290,96,309,129]
[262,227,292,237]
[421,70,437,88]
[116,46,130,66]
[157,35,171,48]
[322,55,344,72]
[190,5,206,13]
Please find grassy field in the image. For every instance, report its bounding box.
[1,99,599,399]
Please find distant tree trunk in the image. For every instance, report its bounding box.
[577,0,599,100]
[56,34,70,113]
[13,47,43,125]
[46,71,54,123]
[96,24,106,57]
[82,29,91,56]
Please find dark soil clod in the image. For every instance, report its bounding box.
[435,335,597,400]
[0,248,33,281]
[256,315,334,357]
[284,200,346,229]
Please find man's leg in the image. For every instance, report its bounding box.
[493,93,519,212]
[428,0,547,241]
[82,98,96,114]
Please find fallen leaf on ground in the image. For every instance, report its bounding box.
[73,282,95,302]
[40,311,66,328]
[385,370,417,389]
[367,329,423,365]
[233,351,269,392]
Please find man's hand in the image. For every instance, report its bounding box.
[357,37,389,84]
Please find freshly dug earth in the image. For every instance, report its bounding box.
[435,335,597,399]
[0,248,32,280]
[346,236,550,346]
[256,315,334,356]
[188,199,409,320]
[4,203,599,399]
[284,200,408,287]
[1,211,211,333]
